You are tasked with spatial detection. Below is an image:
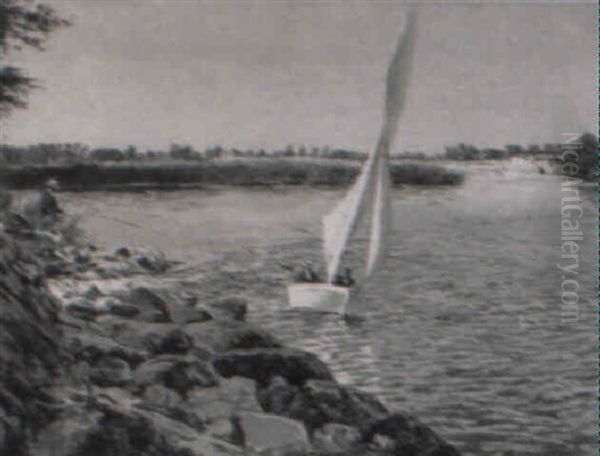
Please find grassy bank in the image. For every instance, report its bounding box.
[0,158,464,191]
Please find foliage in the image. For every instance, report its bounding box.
[560,132,597,180]
[0,0,70,115]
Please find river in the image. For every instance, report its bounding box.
[57,159,596,456]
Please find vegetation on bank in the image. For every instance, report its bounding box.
[0,158,464,191]
[553,132,597,181]
[0,135,595,166]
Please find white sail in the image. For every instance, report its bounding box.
[322,151,377,283]
[322,9,417,284]
[365,9,418,278]
[365,148,391,277]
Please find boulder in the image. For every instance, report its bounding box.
[185,319,281,352]
[142,384,183,410]
[134,248,169,273]
[29,405,103,456]
[89,356,132,387]
[233,412,310,455]
[205,417,235,442]
[114,246,131,258]
[259,377,388,431]
[134,355,218,395]
[206,297,247,321]
[129,287,171,322]
[43,262,66,278]
[107,301,140,318]
[67,332,147,367]
[69,407,183,456]
[83,285,102,300]
[186,376,261,422]
[0,190,12,210]
[141,384,205,431]
[110,320,212,361]
[313,423,362,453]
[64,299,102,321]
[145,327,194,355]
[170,306,213,325]
[361,414,461,456]
[213,348,333,387]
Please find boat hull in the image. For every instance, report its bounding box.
[287,283,350,314]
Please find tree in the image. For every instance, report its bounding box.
[0,0,70,116]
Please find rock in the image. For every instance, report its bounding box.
[42,262,65,278]
[143,384,183,410]
[206,296,247,321]
[213,348,334,387]
[2,212,31,234]
[114,246,131,257]
[186,376,261,422]
[233,412,310,455]
[361,414,461,456]
[74,249,92,264]
[134,248,169,273]
[134,355,218,395]
[129,287,171,322]
[146,327,194,355]
[110,320,213,362]
[170,305,213,325]
[0,190,12,210]
[258,377,388,432]
[29,405,103,456]
[65,299,101,321]
[140,384,206,431]
[185,320,281,353]
[83,285,102,300]
[71,407,183,456]
[67,332,147,367]
[313,423,361,453]
[107,301,140,318]
[257,375,297,412]
[206,417,235,442]
[89,356,132,387]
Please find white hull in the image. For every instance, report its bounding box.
[287,283,350,314]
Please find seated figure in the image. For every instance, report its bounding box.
[333,267,355,287]
[294,261,321,283]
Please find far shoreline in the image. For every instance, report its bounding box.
[0,158,465,191]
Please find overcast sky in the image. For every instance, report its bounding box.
[2,0,596,154]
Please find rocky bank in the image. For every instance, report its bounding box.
[0,189,461,456]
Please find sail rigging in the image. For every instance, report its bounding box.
[321,10,418,284]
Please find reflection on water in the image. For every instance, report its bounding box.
[59,160,596,456]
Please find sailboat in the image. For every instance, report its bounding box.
[287,11,418,314]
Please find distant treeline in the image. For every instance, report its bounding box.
[0,143,373,165]
[0,133,595,170]
[444,142,568,161]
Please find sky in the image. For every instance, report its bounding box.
[1,0,597,154]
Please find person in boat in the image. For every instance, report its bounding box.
[333,267,355,287]
[294,261,321,283]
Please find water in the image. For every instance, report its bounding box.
[58,159,596,456]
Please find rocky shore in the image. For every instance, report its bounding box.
[0,189,461,456]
